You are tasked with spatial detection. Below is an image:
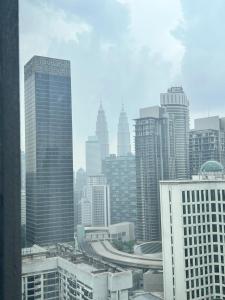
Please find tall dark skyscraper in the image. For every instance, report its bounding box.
[102,154,137,225]
[160,87,190,179]
[25,56,74,245]
[190,116,225,175]
[135,106,175,241]
[96,103,109,160]
[117,106,131,156]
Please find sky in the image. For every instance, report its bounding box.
[20,0,225,170]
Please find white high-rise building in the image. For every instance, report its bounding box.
[82,175,110,227]
[160,160,225,300]
[117,106,131,156]
[96,103,109,160]
[85,136,101,176]
[160,86,190,179]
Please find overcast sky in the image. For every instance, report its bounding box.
[20,0,225,169]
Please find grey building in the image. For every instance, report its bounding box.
[102,154,137,226]
[117,106,131,156]
[88,175,110,226]
[190,116,225,175]
[96,103,109,160]
[160,86,190,179]
[74,168,86,227]
[25,56,74,245]
[85,136,101,176]
[135,106,175,241]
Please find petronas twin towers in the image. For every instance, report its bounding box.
[96,103,131,157]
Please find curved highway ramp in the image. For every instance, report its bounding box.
[91,240,162,270]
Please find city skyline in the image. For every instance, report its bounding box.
[19,0,225,170]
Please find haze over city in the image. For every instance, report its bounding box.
[20,0,225,168]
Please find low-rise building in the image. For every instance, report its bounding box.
[22,245,133,300]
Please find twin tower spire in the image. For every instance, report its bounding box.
[95,103,131,158]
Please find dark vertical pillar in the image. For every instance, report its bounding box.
[0,0,21,299]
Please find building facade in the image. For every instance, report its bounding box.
[74,168,86,228]
[161,161,225,300]
[160,86,190,179]
[96,103,109,160]
[102,154,137,225]
[81,175,110,227]
[22,246,133,300]
[135,106,175,241]
[190,116,225,176]
[25,56,74,245]
[117,106,131,156]
[85,136,101,176]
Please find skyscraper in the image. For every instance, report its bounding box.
[82,175,110,227]
[161,161,225,300]
[160,86,190,179]
[190,116,225,176]
[135,106,175,241]
[117,106,131,156]
[102,154,136,225]
[85,136,101,176]
[74,168,86,227]
[25,56,74,245]
[96,103,109,160]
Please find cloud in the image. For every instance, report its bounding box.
[180,0,225,116]
[20,0,186,168]
[20,0,91,63]
[118,0,185,77]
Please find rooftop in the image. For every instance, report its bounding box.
[200,160,224,174]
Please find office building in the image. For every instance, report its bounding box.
[160,160,225,300]
[0,1,21,297]
[21,189,26,226]
[85,136,101,176]
[89,175,110,226]
[160,86,190,179]
[117,106,131,156]
[96,103,109,160]
[135,106,175,241]
[81,175,110,227]
[74,168,86,227]
[190,116,225,175]
[81,196,92,226]
[22,245,133,300]
[102,154,137,225]
[25,56,74,245]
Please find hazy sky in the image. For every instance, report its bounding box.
[20,0,225,169]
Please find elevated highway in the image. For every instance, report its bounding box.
[91,240,162,270]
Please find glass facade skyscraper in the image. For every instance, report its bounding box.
[117,106,131,156]
[102,154,137,226]
[25,56,74,245]
[160,87,190,179]
[135,106,175,241]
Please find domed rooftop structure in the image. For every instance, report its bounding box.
[200,160,224,174]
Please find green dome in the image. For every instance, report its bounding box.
[200,160,224,174]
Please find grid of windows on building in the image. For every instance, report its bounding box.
[189,116,225,176]
[25,56,74,245]
[160,86,190,179]
[161,176,225,300]
[102,154,137,226]
[135,106,175,241]
[182,189,225,300]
